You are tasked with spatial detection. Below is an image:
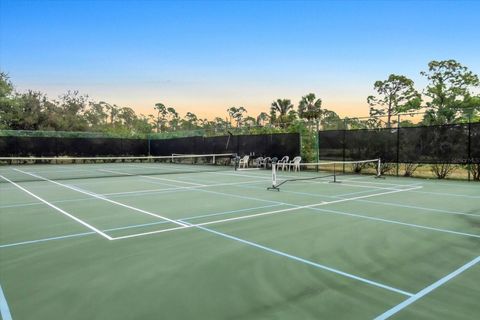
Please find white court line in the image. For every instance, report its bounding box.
[0,284,12,320]
[0,179,268,210]
[98,168,206,186]
[309,207,480,239]
[129,170,417,211]
[101,177,266,195]
[357,199,480,218]
[412,190,480,199]
[14,169,189,229]
[0,175,112,240]
[112,186,423,240]
[103,171,480,240]
[212,170,421,191]
[110,225,191,239]
[336,177,480,199]
[3,170,472,302]
[375,256,480,319]
[185,222,414,297]
[92,168,286,207]
[146,177,480,239]
[240,183,480,220]
[0,203,284,248]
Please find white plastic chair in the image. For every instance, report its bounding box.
[254,157,264,168]
[261,157,271,168]
[288,156,302,172]
[238,155,250,168]
[277,156,289,171]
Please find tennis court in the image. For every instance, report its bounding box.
[0,156,479,319]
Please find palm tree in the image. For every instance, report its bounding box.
[227,106,247,127]
[298,93,322,122]
[270,99,293,127]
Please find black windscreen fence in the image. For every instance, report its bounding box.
[0,137,149,157]
[344,129,397,162]
[398,124,469,164]
[0,133,300,159]
[319,123,480,165]
[471,123,480,162]
[150,133,300,159]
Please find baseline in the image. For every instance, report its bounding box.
[13,169,189,229]
[0,284,12,320]
[374,256,480,319]
[0,175,112,240]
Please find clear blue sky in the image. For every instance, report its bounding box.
[1,0,479,119]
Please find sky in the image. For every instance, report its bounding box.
[1,0,479,120]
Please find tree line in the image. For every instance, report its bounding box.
[0,59,479,136]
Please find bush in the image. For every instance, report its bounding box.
[380,162,395,175]
[403,163,419,177]
[470,163,480,180]
[431,163,456,179]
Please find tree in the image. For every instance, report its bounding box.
[421,59,479,125]
[271,99,293,127]
[298,93,322,121]
[367,74,422,128]
[320,109,341,130]
[57,91,89,131]
[0,72,15,129]
[243,116,256,127]
[14,91,48,130]
[132,114,154,134]
[458,94,480,122]
[182,112,199,129]
[210,117,228,131]
[256,112,269,126]
[420,60,480,178]
[227,106,247,127]
[100,102,119,126]
[85,101,109,129]
[154,102,168,132]
[166,107,180,130]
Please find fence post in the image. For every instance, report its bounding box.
[147,134,151,156]
[315,120,320,164]
[298,126,302,159]
[468,114,471,181]
[396,114,400,176]
[342,118,346,173]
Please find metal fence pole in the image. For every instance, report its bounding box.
[396,114,400,177]
[316,120,320,164]
[147,134,151,156]
[468,114,471,181]
[342,118,346,173]
[298,126,302,159]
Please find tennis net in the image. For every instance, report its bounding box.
[0,153,236,183]
[268,159,381,190]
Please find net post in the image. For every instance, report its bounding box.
[329,162,341,183]
[333,162,336,182]
[233,154,239,171]
[375,158,385,179]
[267,160,280,191]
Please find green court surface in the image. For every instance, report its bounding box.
[0,163,479,319]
